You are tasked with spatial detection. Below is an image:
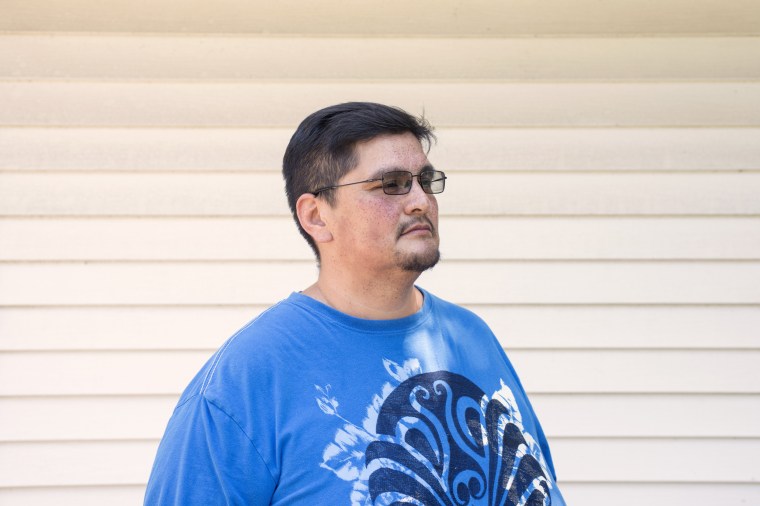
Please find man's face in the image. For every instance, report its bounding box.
[324,132,440,276]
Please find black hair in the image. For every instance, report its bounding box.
[282,102,435,259]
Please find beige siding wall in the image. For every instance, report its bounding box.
[1,1,759,504]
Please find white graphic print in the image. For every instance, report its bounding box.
[315,358,555,505]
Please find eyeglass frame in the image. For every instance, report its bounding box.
[310,169,447,196]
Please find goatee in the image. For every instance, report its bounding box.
[398,249,440,273]
[395,216,440,272]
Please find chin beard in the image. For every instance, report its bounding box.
[398,249,441,273]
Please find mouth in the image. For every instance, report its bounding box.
[399,218,435,237]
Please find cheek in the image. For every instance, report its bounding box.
[359,195,397,216]
[357,201,400,237]
[426,198,440,226]
[377,202,401,221]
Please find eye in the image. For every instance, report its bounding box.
[381,171,413,194]
[384,179,401,190]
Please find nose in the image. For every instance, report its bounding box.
[403,175,433,215]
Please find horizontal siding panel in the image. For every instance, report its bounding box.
[0,262,309,306]
[0,486,145,506]
[560,483,760,506]
[428,261,760,305]
[3,0,759,35]
[0,218,311,261]
[3,127,759,172]
[3,172,760,217]
[2,261,759,305]
[3,306,760,351]
[2,394,757,442]
[483,305,760,349]
[532,394,760,438]
[0,127,290,172]
[0,350,757,395]
[0,173,288,217]
[447,172,760,217]
[445,217,760,260]
[0,306,260,351]
[435,128,760,172]
[0,351,212,396]
[512,350,760,394]
[0,396,178,441]
[0,440,156,487]
[4,36,760,80]
[552,439,760,483]
[1,438,756,488]
[3,83,760,127]
[3,217,760,261]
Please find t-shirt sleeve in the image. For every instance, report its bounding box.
[144,394,276,505]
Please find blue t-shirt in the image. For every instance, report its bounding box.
[145,289,566,505]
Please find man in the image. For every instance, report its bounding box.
[145,102,566,505]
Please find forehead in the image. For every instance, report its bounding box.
[349,132,429,178]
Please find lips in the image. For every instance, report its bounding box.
[399,218,435,237]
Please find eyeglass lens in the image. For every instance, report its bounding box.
[382,170,446,195]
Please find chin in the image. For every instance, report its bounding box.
[398,249,441,273]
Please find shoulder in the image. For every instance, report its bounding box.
[423,289,493,332]
[178,295,316,403]
[215,292,323,356]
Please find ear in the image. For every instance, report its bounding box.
[296,193,334,245]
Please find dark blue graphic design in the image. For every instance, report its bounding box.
[365,371,550,505]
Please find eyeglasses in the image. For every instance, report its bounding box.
[311,169,447,196]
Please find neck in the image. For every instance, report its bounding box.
[303,266,423,320]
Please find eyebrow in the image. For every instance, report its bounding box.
[368,164,436,180]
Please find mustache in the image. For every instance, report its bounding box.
[397,216,436,238]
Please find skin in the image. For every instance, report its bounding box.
[296,132,440,320]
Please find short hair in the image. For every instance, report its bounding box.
[282,102,436,259]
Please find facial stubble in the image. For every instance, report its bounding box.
[395,217,440,273]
